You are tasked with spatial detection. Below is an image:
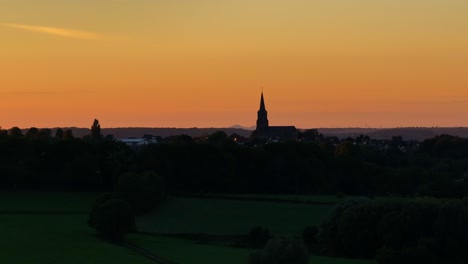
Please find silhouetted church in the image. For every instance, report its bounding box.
[255,92,297,140]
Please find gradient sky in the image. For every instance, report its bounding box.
[1,0,468,128]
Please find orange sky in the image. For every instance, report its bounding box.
[1,0,468,129]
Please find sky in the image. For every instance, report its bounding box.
[1,0,468,129]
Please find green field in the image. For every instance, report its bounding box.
[0,192,148,263]
[0,191,96,212]
[0,192,377,264]
[129,234,251,264]
[0,214,151,264]
[204,193,352,203]
[137,196,334,235]
[128,234,377,264]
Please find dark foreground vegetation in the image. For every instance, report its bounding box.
[2,125,468,198]
[2,122,468,263]
[320,197,468,263]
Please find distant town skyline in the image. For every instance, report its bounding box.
[1,1,468,128]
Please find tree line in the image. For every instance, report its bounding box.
[1,125,468,199]
[319,197,468,263]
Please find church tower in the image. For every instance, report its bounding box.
[256,92,269,132]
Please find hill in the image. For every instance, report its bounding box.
[318,127,468,141]
[49,127,253,139]
[17,126,468,141]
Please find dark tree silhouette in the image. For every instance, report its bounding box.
[63,129,74,140]
[38,128,52,139]
[90,198,136,242]
[207,130,229,144]
[300,129,322,141]
[249,226,271,248]
[8,127,23,137]
[91,119,102,139]
[55,128,64,140]
[117,171,165,213]
[302,225,319,249]
[25,127,39,138]
[0,128,7,137]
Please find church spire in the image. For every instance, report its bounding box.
[256,92,269,132]
[259,91,266,111]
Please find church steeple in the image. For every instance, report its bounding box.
[256,92,269,132]
[259,92,266,111]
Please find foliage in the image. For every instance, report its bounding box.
[55,128,64,139]
[8,127,22,137]
[299,129,323,141]
[207,130,230,144]
[319,198,468,263]
[25,127,39,138]
[91,118,102,139]
[63,129,74,140]
[90,198,136,242]
[1,128,468,199]
[0,129,131,190]
[248,226,271,248]
[302,225,319,249]
[88,192,117,228]
[116,171,165,213]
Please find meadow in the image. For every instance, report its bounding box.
[0,192,376,264]
[198,194,349,203]
[137,196,334,235]
[0,192,95,212]
[0,214,152,264]
[128,234,377,264]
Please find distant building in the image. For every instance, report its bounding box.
[119,137,157,146]
[255,92,297,141]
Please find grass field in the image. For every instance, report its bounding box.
[0,191,96,212]
[129,234,377,264]
[0,192,150,263]
[0,192,377,264]
[137,196,334,235]
[129,234,251,264]
[203,193,352,203]
[0,214,151,264]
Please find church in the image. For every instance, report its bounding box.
[255,92,298,141]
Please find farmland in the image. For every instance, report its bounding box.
[128,234,376,264]
[0,192,377,264]
[137,196,334,235]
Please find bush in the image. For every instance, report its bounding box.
[88,192,116,228]
[302,225,318,250]
[376,246,399,264]
[248,226,270,248]
[249,237,308,264]
[116,171,165,213]
[320,198,468,262]
[89,198,136,242]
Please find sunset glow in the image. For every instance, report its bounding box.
[1,0,468,128]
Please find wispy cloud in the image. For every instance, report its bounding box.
[0,90,92,95]
[3,23,105,40]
